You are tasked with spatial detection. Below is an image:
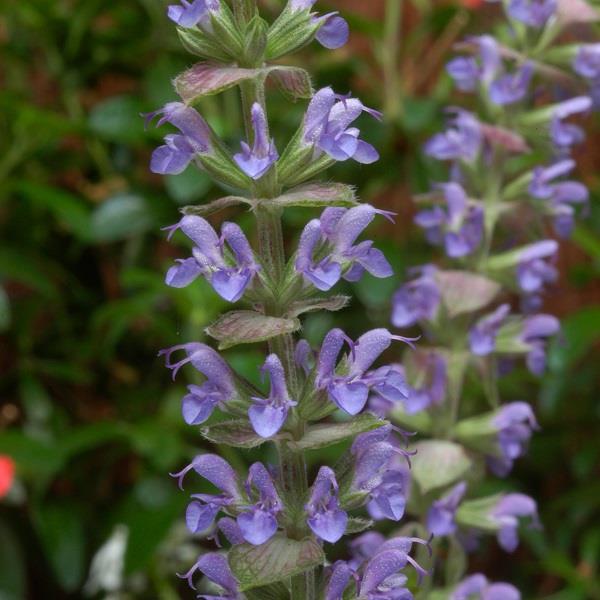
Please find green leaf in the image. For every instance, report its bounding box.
[88,95,145,143]
[444,536,468,585]
[435,270,501,318]
[245,583,290,600]
[411,440,473,494]
[290,414,387,450]
[263,183,358,209]
[181,195,252,217]
[228,535,325,591]
[270,67,313,100]
[0,521,26,600]
[206,311,301,350]
[287,295,350,318]
[165,167,212,206]
[91,194,154,242]
[345,517,374,534]
[201,420,268,448]
[33,503,85,591]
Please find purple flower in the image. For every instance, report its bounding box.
[414,183,484,258]
[403,351,447,414]
[391,265,440,328]
[170,455,281,546]
[216,517,245,545]
[488,402,539,476]
[295,204,394,291]
[469,304,511,356]
[324,561,355,600]
[170,454,242,533]
[248,354,297,438]
[178,552,241,599]
[446,36,500,92]
[306,466,348,543]
[236,462,283,545]
[550,97,592,148]
[303,87,382,164]
[574,44,600,79]
[351,427,411,521]
[145,102,212,174]
[529,161,589,237]
[427,481,467,536]
[159,342,235,425]
[289,1,349,49]
[425,110,482,162]
[164,215,259,302]
[452,573,521,600]
[490,493,540,552]
[520,314,560,374]
[489,64,533,106]
[516,240,558,294]
[316,328,414,415]
[507,0,557,28]
[167,0,220,29]
[233,103,278,180]
[358,537,430,597]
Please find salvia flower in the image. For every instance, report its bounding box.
[451,573,521,600]
[234,103,278,179]
[167,0,220,29]
[507,0,557,28]
[159,342,235,425]
[145,102,212,174]
[446,35,500,92]
[324,561,355,600]
[178,552,241,599]
[520,313,560,374]
[427,481,467,536]
[424,109,482,162]
[295,204,394,291]
[248,354,297,438]
[549,96,592,149]
[289,0,349,49]
[403,351,447,414]
[391,265,440,328]
[306,466,347,543]
[164,215,259,302]
[488,402,539,476]
[303,87,383,164]
[489,64,533,106]
[573,44,600,80]
[414,183,484,258]
[316,328,414,415]
[469,304,511,356]
[489,493,540,552]
[515,240,558,295]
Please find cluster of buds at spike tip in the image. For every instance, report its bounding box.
[383,0,597,596]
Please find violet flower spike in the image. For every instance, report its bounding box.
[490,493,540,552]
[427,481,467,536]
[520,313,560,375]
[488,402,539,476]
[446,35,501,92]
[295,204,394,291]
[145,102,212,174]
[248,354,297,438]
[164,215,259,302]
[237,462,283,545]
[452,573,521,600]
[303,87,382,164]
[469,304,511,356]
[403,351,447,415]
[159,342,235,425]
[306,466,348,543]
[573,44,600,80]
[391,265,440,328]
[167,0,220,29]
[315,328,415,415]
[324,561,355,600]
[234,103,278,180]
[550,96,592,149]
[507,0,557,28]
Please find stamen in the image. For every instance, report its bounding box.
[176,563,199,590]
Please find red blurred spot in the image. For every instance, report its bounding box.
[0,456,15,498]
[461,0,483,7]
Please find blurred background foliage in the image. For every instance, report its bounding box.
[0,0,599,598]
